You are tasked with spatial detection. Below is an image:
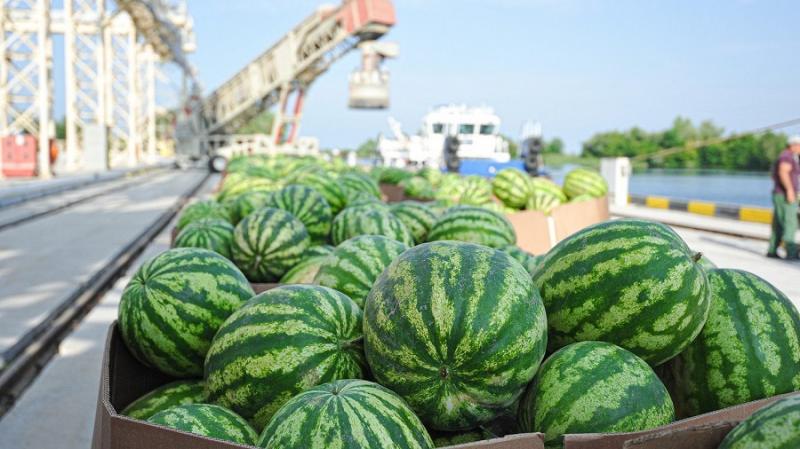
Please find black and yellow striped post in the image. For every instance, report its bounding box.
[629,195,774,224]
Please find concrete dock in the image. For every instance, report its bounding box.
[0,198,798,449]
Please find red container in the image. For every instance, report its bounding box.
[2,135,37,177]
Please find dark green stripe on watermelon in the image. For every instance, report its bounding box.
[257,379,434,449]
[174,218,234,259]
[390,201,438,244]
[364,241,547,431]
[266,184,333,243]
[121,380,207,420]
[533,218,710,366]
[718,395,800,449]
[667,269,800,417]
[148,403,258,445]
[118,248,254,377]
[519,341,674,447]
[331,206,414,246]
[177,200,232,231]
[427,205,516,248]
[231,207,311,282]
[205,285,365,430]
[314,235,409,308]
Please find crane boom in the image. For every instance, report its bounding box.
[201,0,396,141]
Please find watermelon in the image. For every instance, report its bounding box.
[118,248,254,377]
[718,395,800,449]
[458,176,493,205]
[697,252,717,270]
[296,172,347,213]
[278,255,329,284]
[569,193,595,203]
[432,430,491,448]
[174,218,234,259]
[217,178,279,203]
[526,189,563,214]
[378,167,414,185]
[257,379,434,449]
[530,177,567,202]
[562,168,608,199]
[331,206,414,246]
[224,191,272,224]
[418,166,443,186]
[427,205,516,249]
[314,235,409,308]
[492,168,532,209]
[519,341,674,447]
[232,207,311,282]
[121,380,207,420]
[176,200,232,231]
[390,201,438,244]
[303,244,335,259]
[480,201,517,215]
[667,269,800,417]
[501,245,539,276]
[205,285,365,430]
[266,184,332,243]
[148,404,257,446]
[401,176,436,200]
[533,219,710,366]
[341,172,382,202]
[364,241,548,430]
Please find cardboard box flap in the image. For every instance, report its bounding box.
[621,422,737,449]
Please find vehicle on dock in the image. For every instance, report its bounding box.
[378,105,511,169]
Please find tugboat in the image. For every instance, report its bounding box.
[378,105,511,169]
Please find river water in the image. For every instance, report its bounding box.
[457,160,775,208]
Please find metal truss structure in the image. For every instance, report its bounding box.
[0,0,194,177]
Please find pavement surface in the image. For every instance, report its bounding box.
[0,172,218,449]
[0,169,206,356]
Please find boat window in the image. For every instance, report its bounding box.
[480,124,496,135]
[459,124,475,134]
[432,123,445,134]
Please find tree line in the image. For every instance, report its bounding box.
[581,117,788,171]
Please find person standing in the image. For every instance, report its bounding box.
[767,135,800,259]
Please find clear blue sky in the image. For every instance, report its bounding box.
[107,1,800,153]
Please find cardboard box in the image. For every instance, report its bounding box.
[507,197,609,255]
[93,322,800,449]
[380,183,406,203]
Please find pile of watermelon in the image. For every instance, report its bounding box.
[116,154,800,449]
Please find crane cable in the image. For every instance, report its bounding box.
[630,117,800,161]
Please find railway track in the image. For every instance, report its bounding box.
[0,171,210,417]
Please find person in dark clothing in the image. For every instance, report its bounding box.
[767,135,800,259]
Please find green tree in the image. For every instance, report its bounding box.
[356,138,378,158]
[238,110,274,134]
[544,137,564,154]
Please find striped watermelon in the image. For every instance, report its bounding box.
[176,200,232,231]
[331,206,414,246]
[279,255,329,284]
[121,380,207,420]
[390,201,439,244]
[530,177,567,202]
[296,172,347,214]
[526,190,563,214]
[533,219,710,366]
[418,166,443,186]
[569,193,595,203]
[266,184,332,243]
[224,191,272,224]
[458,176,493,205]
[401,176,436,200]
[258,379,434,449]
[205,285,365,430]
[147,404,257,446]
[562,168,608,199]
[519,341,674,447]
[118,248,254,378]
[232,207,311,282]
[480,201,517,215]
[501,245,540,276]
[668,269,800,417]
[314,235,409,308]
[303,244,335,258]
[427,205,516,249]
[217,177,279,203]
[492,168,533,209]
[341,172,382,202]
[718,395,800,449]
[174,218,234,259]
[364,241,548,430]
